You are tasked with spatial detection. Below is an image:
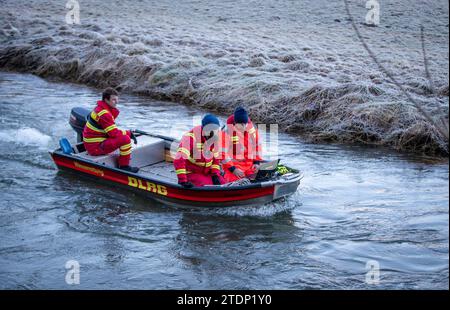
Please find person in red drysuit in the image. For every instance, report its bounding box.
[82,87,139,173]
[220,107,263,182]
[173,114,225,188]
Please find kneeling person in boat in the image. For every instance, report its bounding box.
[82,87,139,173]
[173,114,226,188]
[221,107,263,182]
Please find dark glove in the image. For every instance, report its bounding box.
[212,175,221,185]
[180,182,194,189]
[130,131,138,145]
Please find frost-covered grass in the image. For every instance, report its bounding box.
[0,0,448,155]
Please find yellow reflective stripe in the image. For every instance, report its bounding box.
[187,157,202,166]
[120,143,132,150]
[83,137,107,143]
[91,111,99,122]
[187,157,197,165]
[213,152,219,157]
[97,110,109,117]
[211,164,220,170]
[184,133,195,139]
[121,129,127,135]
[175,169,187,175]
[177,147,215,167]
[248,127,256,134]
[196,143,203,149]
[187,157,209,167]
[120,149,132,156]
[177,147,191,157]
[86,122,105,133]
[104,124,118,133]
[185,157,212,167]
[231,136,239,141]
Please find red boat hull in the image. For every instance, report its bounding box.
[51,152,278,208]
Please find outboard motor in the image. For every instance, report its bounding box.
[69,107,90,142]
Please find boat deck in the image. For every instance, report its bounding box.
[73,135,179,183]
[139,161,178,183]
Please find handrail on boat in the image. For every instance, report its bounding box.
[133,129,178,143]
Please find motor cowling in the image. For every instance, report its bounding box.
[69,107,90,142]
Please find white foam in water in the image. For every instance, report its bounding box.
[212,195,302,217]
[0,127,52,148]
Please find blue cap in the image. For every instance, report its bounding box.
[202,114,220,128]
[234,107,248,124]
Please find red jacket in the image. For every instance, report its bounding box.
[83,100,130,144]
[173,125,222,183]
[220,115,263,172]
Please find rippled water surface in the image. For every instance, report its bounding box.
[0,72,448,289]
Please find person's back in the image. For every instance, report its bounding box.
[83,87,139,173]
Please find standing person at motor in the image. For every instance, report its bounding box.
[173,114,226,188]
[220,107,263,182]
[82,87,139,173]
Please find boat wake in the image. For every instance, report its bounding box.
[202,193,302,217]
[0,127,52,149]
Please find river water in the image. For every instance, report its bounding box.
[0,72,448,289]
